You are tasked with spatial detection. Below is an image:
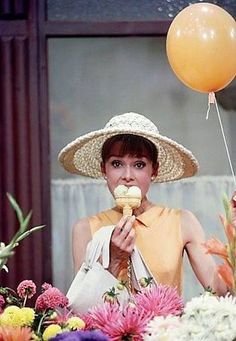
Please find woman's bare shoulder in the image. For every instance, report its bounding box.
[72,217,92,272]
[180,209,205,244]
[73,217,91,237]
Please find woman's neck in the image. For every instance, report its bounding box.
[133,196,154,216]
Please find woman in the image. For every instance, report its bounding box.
[59,112,229,297]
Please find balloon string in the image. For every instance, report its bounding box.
[206,92,236,186]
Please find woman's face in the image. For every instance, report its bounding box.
[101,141,158,199]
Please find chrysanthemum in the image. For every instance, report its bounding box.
[21,307,35,326]
[134,284,184,317]
[0,305,23,327]
[88,303,151,340]
[144,315,181,341]
[41,282,53,292]
[0,326,32,341]
[17,280,36,299]
[67,316,86,330]
[88,302,120,330]
[42,324,62,341]
[35,287,68,311]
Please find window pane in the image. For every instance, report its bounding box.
[47,0,236,21]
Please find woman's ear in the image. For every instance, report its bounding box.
[152,161,159,178]
[101,162,106,179]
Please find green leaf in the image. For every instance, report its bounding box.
[222,193,232,223]
[20,211,32,233]
[16,225,45,242]
[6,193,24,225]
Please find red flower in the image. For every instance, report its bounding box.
[35,287,68,311]
[17,280,36,299]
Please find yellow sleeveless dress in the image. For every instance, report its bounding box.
[88,206,184,294]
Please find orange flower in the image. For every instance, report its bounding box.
[0,326,32,341]
[203,238,228,259]
[217,262,234,289]
[219,214,235,242]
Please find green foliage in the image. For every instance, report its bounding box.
[0,193,44,272]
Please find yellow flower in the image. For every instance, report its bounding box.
[21,307,35,326]
[42,324,62,340]
[3,305,20,314]
[0,305,23,327]
[67,316,85,330]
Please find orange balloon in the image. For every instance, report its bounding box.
[166,3,236,93]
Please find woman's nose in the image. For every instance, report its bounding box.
[122,166,134,181]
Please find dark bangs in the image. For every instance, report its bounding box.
[101,134,158,166]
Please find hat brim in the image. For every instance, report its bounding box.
[58,126,199,183]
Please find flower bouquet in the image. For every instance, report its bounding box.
[0,193,236,340]
[0,279,184,340]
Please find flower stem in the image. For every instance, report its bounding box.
[23,295,27,307]
[37,312,47,335]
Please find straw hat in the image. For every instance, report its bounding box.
[58,112,199,182]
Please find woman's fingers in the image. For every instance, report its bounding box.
[111,215,136,253]
[121,228,136,253]
[113,215,129,236]
[119,215,135,237]
[113,215,135,237]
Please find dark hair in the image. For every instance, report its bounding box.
[101,134,158,167]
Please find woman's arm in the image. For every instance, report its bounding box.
[72,218,92,273]
[181,209,227,296]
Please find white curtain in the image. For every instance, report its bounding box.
[51,176,235,301]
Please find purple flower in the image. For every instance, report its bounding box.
[51,330,109,340]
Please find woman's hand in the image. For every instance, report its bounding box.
[108,215,136,277]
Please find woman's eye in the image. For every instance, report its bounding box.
[135,162,146,169]
[111,160,122,168]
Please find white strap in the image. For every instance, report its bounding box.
[131,246,157,289]
[85,225,155,286]
[85,225,114,268]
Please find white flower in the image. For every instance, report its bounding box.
[144,293,236,341]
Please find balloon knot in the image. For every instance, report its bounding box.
[206,92,216,119]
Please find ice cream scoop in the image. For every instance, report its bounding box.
[114,185,141,216]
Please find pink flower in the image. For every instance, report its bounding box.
[35,287,68,311]
[88,303,151,340]
[134,284,184,317]
[0,295,5,313]
[17,280,36,299]
[41,282,53,292]
[88,302,120,329]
